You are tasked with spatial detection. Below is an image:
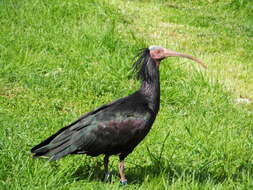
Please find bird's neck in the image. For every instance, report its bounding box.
[139,60,160,114]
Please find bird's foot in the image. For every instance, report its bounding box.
[103,172,111,182]
[120,179,128,186]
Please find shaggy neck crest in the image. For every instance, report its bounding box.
[133,48,159,83]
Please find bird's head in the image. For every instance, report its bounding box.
[148,45,207,68]
[133,45,206,82]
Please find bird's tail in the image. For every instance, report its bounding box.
[31,125,79,161]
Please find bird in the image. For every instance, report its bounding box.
[31,45,206,185]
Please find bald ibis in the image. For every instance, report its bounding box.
[31,46,206,185]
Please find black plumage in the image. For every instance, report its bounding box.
[31,46,205,184]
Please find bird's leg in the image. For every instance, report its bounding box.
[119,159,127,185]
[103,155,110,182]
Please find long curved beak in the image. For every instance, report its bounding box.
[164,48,207,68]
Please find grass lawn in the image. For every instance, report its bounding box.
[0,0,252,189]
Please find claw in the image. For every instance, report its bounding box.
[120,179,128,186]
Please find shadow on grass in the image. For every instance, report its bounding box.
[70,158,249,185]
[71,159,106,182]
[126,160,221,185]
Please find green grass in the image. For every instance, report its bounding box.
[0,0,252,189]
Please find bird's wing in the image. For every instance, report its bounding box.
[30,98,123,153]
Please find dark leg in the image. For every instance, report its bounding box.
[119,159,127,185]
[103,155,110,181]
